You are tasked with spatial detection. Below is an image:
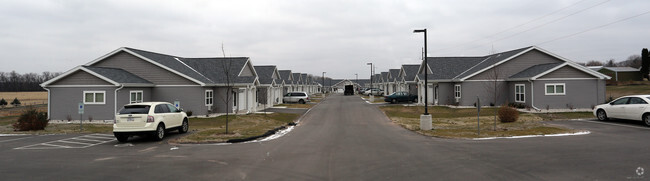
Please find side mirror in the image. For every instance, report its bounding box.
[178,108,184,112]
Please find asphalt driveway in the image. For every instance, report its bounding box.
[0,94,649,180]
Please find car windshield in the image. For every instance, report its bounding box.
[119,105,150,114]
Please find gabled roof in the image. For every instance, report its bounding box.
[41,66,153,87]
[292,73,302,84]
[509,63,564,79]
[81,47,260,86]
[380,72,389,82]
[389,69,400,82]
[300,74,308,85]
[420,46,610,82]
[254,65,278,85]
[402,64,420,82]
[181,57,258,85]
[278,70,293,84]
[602,67,640,72]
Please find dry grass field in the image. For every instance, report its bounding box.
[0,92,47,106]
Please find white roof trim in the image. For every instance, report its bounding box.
[40,66,120,87]
[84,47,206,86]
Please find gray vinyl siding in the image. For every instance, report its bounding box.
[533,80,600,109]
[150,87,209,115]
[457,82,508,106]
[507,81,531,107]
[213,87,235,114]
[539,66,594,79]
[436,83,455,105]
[51,71,112,85]
[92,52,197,85]
[49,87,116,121]
[116,87,152,109]
[470,50,563,80]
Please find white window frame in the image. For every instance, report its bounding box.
[515,84,525,103]
[454,84,461,99]
[83,91,106,105]
[545,83,566,95]
[130,90,143,104]
[205,90,213,106]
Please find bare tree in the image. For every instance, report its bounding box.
[218,43,234,134]
[482,67,502,131]
[585,60,603,66]
[605,59,617,67]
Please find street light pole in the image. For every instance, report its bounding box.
[322,72,326,94]
[414,28,432,130]
[366,62,374,102]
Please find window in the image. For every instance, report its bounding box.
[515,84,525,103]
[629,97,647,104]
[611,97,629,105]
[154,104,170,113]
[130,91,143,104]
[205,90,213,106]
[545,83,565,95]
[454,84,461,99]
[83,91,105,104]
[166,104,179,112]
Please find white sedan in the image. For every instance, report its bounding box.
[593,95,650,126]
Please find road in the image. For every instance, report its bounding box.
[1,94,649,180]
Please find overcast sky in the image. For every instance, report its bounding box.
[1,0,649,79]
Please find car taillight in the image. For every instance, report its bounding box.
[147,116,154,123]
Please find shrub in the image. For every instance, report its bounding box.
[498,105,519,123]
[186,110,193,117]
[0,98,6,108]
[508,102,526,109]
[11,98,21,107]
[13,107,49,131]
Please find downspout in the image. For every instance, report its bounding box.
[528,79,540,111]
[114,85,124,120]
[43,87,51,120]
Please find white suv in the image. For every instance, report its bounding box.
[113,102,189,142]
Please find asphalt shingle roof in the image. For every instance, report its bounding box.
[83,66,152,84]
[254,66,277,85]
[602,67,640,72]
[452,46,531,79]
[181,57,255,84]
[278,70,292,84]
[124,47,213,84]
[424,57,485,80]
[292,73,302,84]
[389,69,400,82]
[402,65,420,82]
[509,63,564,79]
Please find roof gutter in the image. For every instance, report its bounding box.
[114,84,124,120]
[528,79,541,111]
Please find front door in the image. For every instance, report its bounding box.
[434,85,439,105]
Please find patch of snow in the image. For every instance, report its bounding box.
[272,106,288,108]
[170,146,179,150]
[473,131,590,140]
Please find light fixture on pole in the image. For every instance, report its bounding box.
[414,28,432,130]
[366,62,374,102]
[322,72,326,93]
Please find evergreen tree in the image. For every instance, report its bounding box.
[642,48,649,80]
[11,98,21,107]
[0,98,7,108]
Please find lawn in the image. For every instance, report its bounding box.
[380,105,587,139]
[0,115,112,134]
[606,83,650,100]
[170,112,299,143]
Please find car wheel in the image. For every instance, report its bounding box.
[114,133,129,142]
[153,124,165,141]
[596,109,608,121]
[299,99,305,104]
[391,99,397,104]
[644,113,650,127]
[178,118,189,133]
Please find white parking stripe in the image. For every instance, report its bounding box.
[572,120,650,130]
[0,136,33,143]
[15,134,116,150]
